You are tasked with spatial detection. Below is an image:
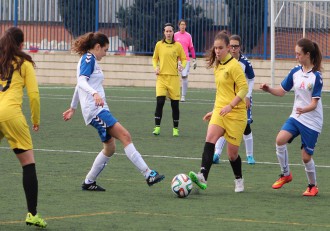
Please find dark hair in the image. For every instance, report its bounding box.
[178,19,187,26]
[205,31,230,68]
[72,32,109,56]
[229,34,241,45]
[162,23,175,44]
[296,38,322,72]
[0,27,35,80]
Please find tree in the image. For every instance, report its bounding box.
[116,0,213,54]
[225,0,265,53]
[58,0,96,38]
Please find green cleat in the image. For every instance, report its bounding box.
[153,126,160,135]
[173,128,179,137]
[26,213,47,228]
[188,171,207,190]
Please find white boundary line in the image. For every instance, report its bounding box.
[1,147,330,168]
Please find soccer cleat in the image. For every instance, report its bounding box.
[234,178,244,192]
[247,156,255,165]
[26,213,47,228]
[153,127,160,135]
[303,184,319,196]
[213,153,220,164]
[188,171,207,190]
[180,96,185,102]
[173,128,179,137]
[272,172,292,189]
[146,170,165,186]
[82,181,106,191]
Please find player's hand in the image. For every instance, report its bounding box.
[260,83,269,92]
[93,93,104,107]
[192,59,197,69]
[203,111,213,121]
[245,97,251,109]
[155,67,160,75]
[63,108,75,121]
[32,124,39,132]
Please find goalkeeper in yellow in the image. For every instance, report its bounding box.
[189,31,248,193]
[152,23,187,137]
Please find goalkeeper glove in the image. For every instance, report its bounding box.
[192,59,197,69]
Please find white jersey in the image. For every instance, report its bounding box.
[71,53,109,125]
[281,65,323,133]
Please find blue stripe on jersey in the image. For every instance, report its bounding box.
[312,72,323,98]
[239,54,255,79]
[80,53,95,80]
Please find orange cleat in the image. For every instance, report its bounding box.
[303,184,318,196]
[272,172,292,189]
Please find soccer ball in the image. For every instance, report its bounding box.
[171,173,192,198]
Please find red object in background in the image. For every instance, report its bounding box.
[29,45,39,53]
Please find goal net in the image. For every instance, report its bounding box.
[270,0,330,86]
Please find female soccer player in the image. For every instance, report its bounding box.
[260,38,323,196]
[213,34,256,165]
[189,31,248,193]
[152,23,187,136]
[63,32,164,191]
[174,19,197,102]
[0,27,47,228]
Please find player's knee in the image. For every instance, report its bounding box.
[103,138,116,156]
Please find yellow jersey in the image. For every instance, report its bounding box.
[0,60,40,125]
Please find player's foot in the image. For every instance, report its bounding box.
[26,213,47,228]
[188,171,207,190]
[247,156,255,165]
[180,96,185,102]
[153,126,160,135]
[272,172,292,189]
[173,128,179,137]
[82,181,106,191]
[303,184,318,196]
[146,170,165,186]
[234,178,244,192]
[213,153,220,164]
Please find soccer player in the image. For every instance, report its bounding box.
[0,27,47,228]
[63,32,165,191]
[213,35,256,165]
[174,19,197,102]
[152,23,187,137]
[189,31,248,193]
[260,38,323,196]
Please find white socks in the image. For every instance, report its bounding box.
[243,132,253,157]
[124,143,151,179]
[85,151,110,184]
[215,136,226,157]
[276,144,290,176]
[181,77,188,97]
[304,159,316,185]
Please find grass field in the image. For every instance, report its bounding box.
[1,86,330,230]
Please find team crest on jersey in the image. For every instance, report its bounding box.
[307,83,313,91]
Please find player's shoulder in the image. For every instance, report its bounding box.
[81,52,95,64]
[239,54,252,64]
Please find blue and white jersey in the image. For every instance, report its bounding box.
[281,65,323,133]
[239,54,255,98]
[76,53,109,125]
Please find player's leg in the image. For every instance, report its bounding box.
[225,117,246,192]
[213,136,226,164]
[2,118,47,227]
[110,122,165,186]
[243,124,255,164]
[272,119,296,189]
[168,74,181,136]
[153,76,167,135]
[180,61,190,102]
[301,126,319,196]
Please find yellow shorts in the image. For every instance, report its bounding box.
[156,74,180,100]
[209,110,246,146]
[0,115,33,150]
